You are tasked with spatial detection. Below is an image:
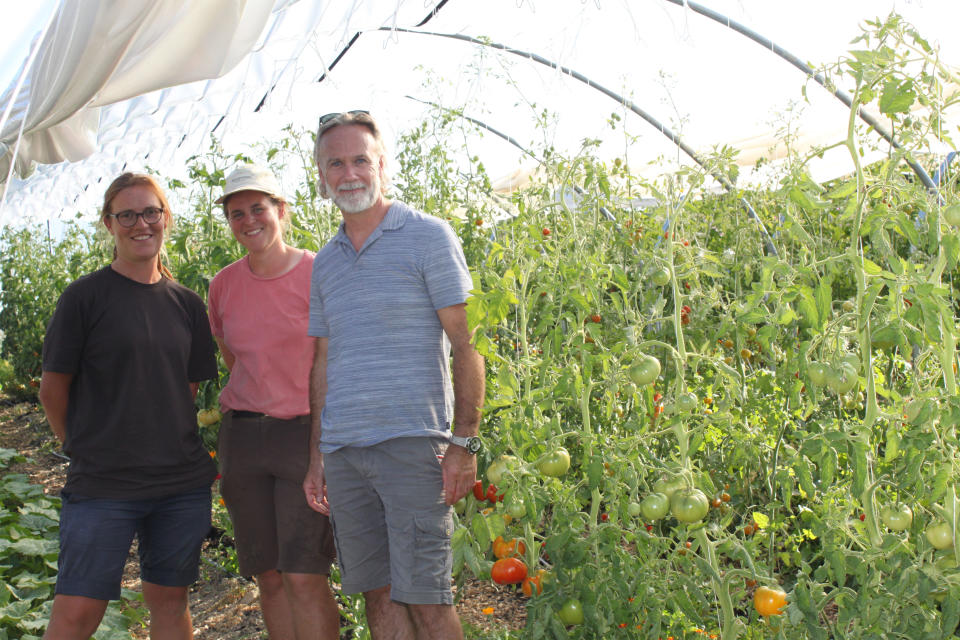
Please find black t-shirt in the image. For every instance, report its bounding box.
[42,266,218,499]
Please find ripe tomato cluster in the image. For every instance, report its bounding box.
[473,480,502,504]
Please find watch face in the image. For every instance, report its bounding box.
[466,437,482,454]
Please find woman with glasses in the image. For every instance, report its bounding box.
[38,173,218,639]
[206,164,339,639]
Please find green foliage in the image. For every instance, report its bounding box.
[0,223,108,395]
[1,15,959,640]
[0,448,135,639]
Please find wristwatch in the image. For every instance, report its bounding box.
[449,434,482,455]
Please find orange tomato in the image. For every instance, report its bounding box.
[492,535,527,559]
[753,585,787,617]
[521,570,546,597]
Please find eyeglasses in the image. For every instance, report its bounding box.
[107,206,164,227]
[318,110,370,127]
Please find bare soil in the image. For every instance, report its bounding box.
[0,395,525,638]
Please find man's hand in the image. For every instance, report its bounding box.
[441,443,478,506]
[303,455,330,515]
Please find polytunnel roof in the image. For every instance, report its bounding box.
[1,0,959,227]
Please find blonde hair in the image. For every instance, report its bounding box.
[101,173,174,280]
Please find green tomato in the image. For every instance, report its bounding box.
[639,492,670,521]
[840,353,861,372]
[506,497,526,519]
[486,455,517,485]
[453,497,467,514]
[880,504,912,531]
[807,362,829,386]
[653,476,685,500]
[627,501,643,518]
[926,521,954,550]
[935,551,959,571]
[628,354,661,386]
[651,266,671,287]
[670,488,710,524]
[537,448,571,477]
[942,203,960,227]
[827,362,858,394]
[675,392,698,413]
[557,599,584,626]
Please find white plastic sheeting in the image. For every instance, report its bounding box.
[1,0,958,226]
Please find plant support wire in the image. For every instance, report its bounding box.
[662,0,938,194]
[383,26,778,257]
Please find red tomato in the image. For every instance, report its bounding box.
[473,481,485,501]
[491,557,528,585]
[486,483,503,503]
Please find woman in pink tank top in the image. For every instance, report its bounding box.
[207,164,339,639]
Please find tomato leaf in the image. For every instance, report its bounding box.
[942,233,960,272]
[879,78,916,114]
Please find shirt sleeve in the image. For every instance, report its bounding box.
[42,283,86,374]
[188,292,219,383]
[207,273,224,339]
[307,255,329,337]
[423,222,473,311]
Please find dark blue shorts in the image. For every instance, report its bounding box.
[56,487,211,600]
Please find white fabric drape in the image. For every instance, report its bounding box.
[0,0,273,182]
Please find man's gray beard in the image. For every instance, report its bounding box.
[329,180,378,214]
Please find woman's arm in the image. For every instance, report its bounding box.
[38,371,74,444]
[214,337,236,371]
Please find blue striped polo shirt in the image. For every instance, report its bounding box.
[308,201,474,452]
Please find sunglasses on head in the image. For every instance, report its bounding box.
[318,110,370,127]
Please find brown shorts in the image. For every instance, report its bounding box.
[218,411,335,577]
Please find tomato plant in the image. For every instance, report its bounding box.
[8,24,960,640]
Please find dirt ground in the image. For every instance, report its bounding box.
[0,395,526,639]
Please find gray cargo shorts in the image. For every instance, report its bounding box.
[323,436,454,605]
